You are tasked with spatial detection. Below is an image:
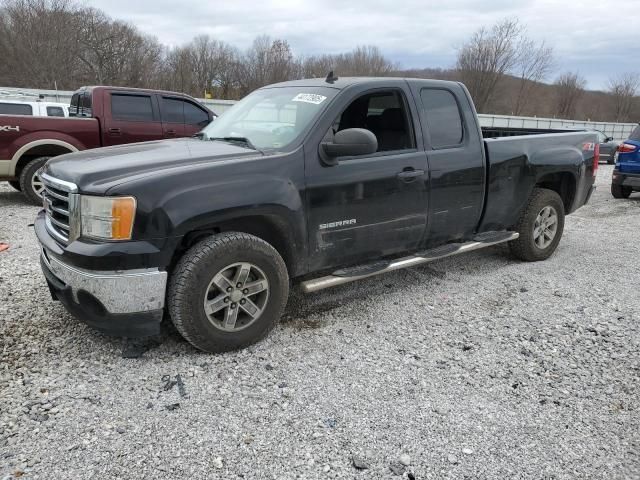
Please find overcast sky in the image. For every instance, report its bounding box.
[88,0,637,90]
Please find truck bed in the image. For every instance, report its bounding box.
[480,131,598,231]
[0,115,100,169]
[481,126,581,138]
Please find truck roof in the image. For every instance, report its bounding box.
[264,76,459,90]
[73,85,203,97]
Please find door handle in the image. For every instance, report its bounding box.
[166,129,177,135]
[108,128,121,135]
[397,169,425,181]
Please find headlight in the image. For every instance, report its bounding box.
[79,195,136,241]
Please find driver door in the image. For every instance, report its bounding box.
[304,85,429,272]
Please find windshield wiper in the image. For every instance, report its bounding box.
[210,136,258,151]
[193,131,208,140]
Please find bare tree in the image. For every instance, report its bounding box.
[512,39,554,115]
[301,45,395,79]
[301,54,334,78]
[76,8,162,87]
[456,19,522,112]
[554,72,586,118]
[607,72,640,122]
[0,0,83,88]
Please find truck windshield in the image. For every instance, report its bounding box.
[200,86,337,150]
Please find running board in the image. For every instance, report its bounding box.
[300,231,519,294]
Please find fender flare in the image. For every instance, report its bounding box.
[10,139,79,172]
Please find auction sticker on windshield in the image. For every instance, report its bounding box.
[292,93,327,105]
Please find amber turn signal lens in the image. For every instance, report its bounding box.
[111,197,136,240]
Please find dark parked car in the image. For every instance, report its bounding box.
[0,86,215,203]
[593,130,619,164]
[35,76,598,352]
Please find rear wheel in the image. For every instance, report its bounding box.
[168,232,289,353]
[510,188,565,262]
[19,157,49,205]
[8,180,21,191]
[611,183,632,199]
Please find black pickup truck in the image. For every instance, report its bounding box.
[35,76,599,352]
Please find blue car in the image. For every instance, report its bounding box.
[611,124,640,198]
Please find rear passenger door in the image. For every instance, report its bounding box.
[160,96,211,139]
[159,96,187,138]
[410,83,485,245]
[182,100,211,135]
[102,92,163,146]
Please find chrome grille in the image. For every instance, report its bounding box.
[41,172,78,244]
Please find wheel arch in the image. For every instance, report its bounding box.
[534,171,577,213]
[172,213,303,278]
[12,139,78,176]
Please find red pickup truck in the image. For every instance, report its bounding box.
[0,86,216,203]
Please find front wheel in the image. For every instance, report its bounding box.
[19,157,50,205]
[510,188,565,262]
[168,232,289,353]
[611,184,632,199]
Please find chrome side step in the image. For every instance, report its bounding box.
[300,231,519,294]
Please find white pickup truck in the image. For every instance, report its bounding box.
[0,100,69,117]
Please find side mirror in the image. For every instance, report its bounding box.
[320,128,378,165]
[605,136,613,142]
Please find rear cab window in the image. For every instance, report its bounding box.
[70,92,92,117]
[420,89,464,149]
[629,126,640,141]
[0,102,33,115]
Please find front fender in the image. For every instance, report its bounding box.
[163,175,303,237]
[109,156,308,273]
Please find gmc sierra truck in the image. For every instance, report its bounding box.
[34,76,598,353]
[0,86,215,204]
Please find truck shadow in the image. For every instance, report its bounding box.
[0,188,34,207]
[79,245,514,357]
[280,244,512,331]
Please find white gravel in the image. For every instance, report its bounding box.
[1,165,638,479]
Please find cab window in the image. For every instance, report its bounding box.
[326,90,415,153]
[46,106,65,117]
[420,88,464,149]
[0,102,33,115]
[111,94,154,122]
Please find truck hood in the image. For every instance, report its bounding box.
[44,138,261,193]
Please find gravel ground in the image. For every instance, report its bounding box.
[1,165,639,479]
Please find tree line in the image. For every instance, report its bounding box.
[0,0,638,123]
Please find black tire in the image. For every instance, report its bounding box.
[8,180,21,191]
[168,232,289,353]
[509,188,565,262]
[19,157,49,205]
[611,183,632,199]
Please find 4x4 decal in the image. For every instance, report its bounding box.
[0,125,19,132]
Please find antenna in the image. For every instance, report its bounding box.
[325,70,338,84]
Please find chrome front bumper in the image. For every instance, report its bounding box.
[41,249,167,314]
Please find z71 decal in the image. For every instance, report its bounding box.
[0,125,19,132]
